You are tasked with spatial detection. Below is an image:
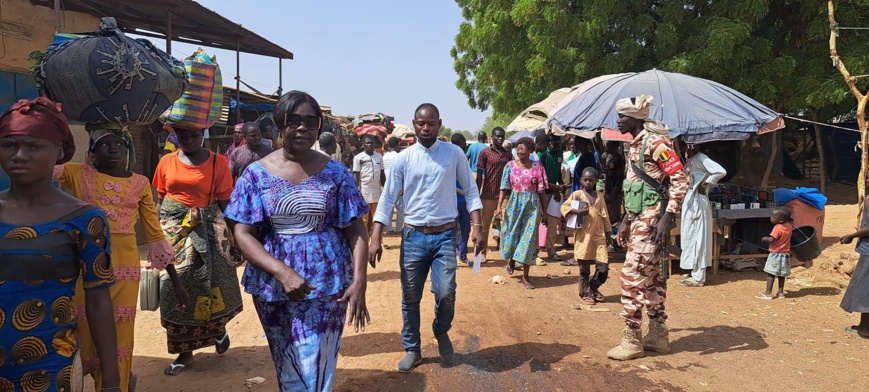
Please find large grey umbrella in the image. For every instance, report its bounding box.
[547,69,784,143]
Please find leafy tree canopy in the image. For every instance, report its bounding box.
[440,126,475,141]
[452,0,869,121]
[477,112,515,135]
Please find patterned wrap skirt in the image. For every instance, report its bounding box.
[253,294,348,392]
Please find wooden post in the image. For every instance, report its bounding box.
[829,1,869,223]
[166,11,172,55]
[761,132,777,189]
[811,111,826,194]
[53,0,61,33]
[236,40,241,123]
[278,58,283,96]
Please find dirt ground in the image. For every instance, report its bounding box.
[111,184,868,392]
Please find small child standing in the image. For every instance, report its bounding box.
[561,167,611,304]
[757,207,794,300]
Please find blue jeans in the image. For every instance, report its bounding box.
[456,202,471,261]
[400,227,457,352]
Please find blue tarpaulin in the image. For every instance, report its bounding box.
[230,98,275,114]
[773,187,827,210]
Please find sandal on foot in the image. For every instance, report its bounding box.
[523,281,535,290]
[560,259,579,266]
[164,362,186,376]
[776,293,786,299]
[755,293,773,300]
[581,297,595,305]
[680,278,704,287]
[850,326,869,339]
[506,264,515,275]
[593,291,605,302]
[215,332,230,354]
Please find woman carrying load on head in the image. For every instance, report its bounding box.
[0,98,121,392]
[152,125,242,376]
[53,124,190,391]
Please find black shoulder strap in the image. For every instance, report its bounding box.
[630,161,661,189]
[57,204,98,224]
[208,151,217,205]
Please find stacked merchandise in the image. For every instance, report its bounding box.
[707,184,777,210]
[353,112,393,143]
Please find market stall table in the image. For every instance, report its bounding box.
[711,208,775,275]
[668,208,774,278]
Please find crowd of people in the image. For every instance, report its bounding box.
[1,91,867,392]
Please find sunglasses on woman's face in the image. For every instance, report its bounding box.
[284,114,321,130]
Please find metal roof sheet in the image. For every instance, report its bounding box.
[31,0,293,59]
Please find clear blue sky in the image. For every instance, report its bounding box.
[153,0,490,131]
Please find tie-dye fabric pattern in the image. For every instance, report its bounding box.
[224,160,368,302]
[253,295,347,392]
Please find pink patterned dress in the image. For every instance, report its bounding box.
[54,163,173,390]
[499,160,548,265]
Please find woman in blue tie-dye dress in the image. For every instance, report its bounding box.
[224,91,370,392]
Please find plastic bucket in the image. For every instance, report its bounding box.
[790,225,822,262]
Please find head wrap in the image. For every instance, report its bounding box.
[614,94,670,135]
[86,123,136,172]
[0,97,75,164]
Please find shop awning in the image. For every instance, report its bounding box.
[30,0,293,59]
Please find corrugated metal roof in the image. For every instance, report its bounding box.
[30,0,293,59]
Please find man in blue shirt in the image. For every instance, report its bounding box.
[466,131,487,173]
[451,133,472,264]
[370,103,483,373]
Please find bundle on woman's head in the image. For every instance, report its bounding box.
[0,97,75,164]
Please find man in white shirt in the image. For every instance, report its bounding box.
[369,103,483,373]
[353,134,385,232]
[381,136,403,234]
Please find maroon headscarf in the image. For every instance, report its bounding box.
[0,97,76,164]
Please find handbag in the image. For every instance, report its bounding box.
[138,264,160,311]
[203,153,244,268]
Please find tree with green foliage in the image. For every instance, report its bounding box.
[476,112,515,136]
[440,126,475,141]
[451,0,869,122]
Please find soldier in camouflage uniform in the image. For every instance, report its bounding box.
[608,95,689,361]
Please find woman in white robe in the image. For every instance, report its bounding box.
[680,146,726,286]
